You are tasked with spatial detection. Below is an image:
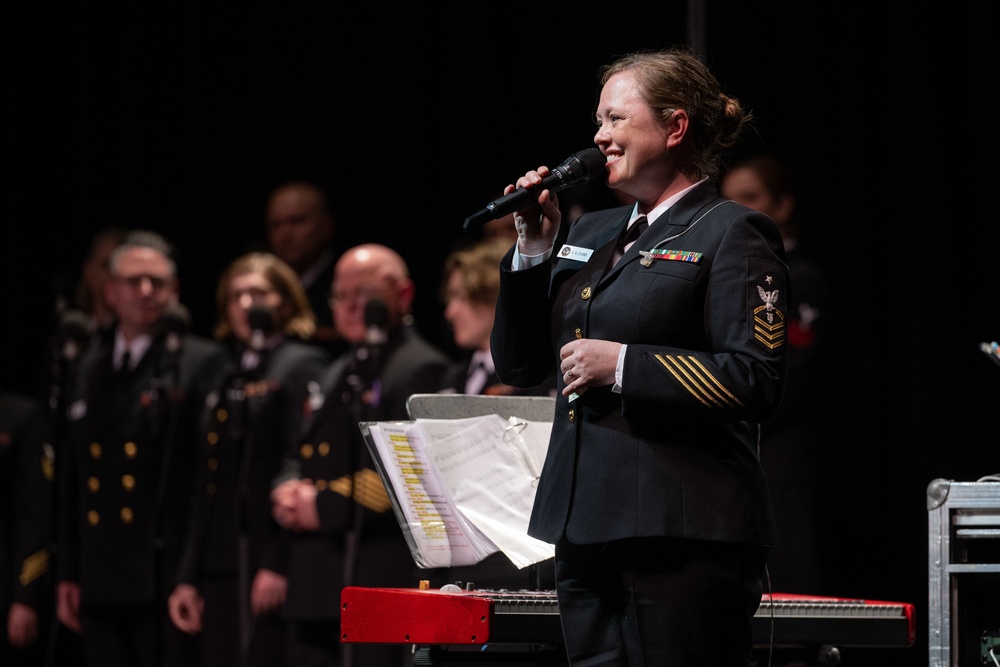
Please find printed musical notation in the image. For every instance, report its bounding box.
[360,415,554,570]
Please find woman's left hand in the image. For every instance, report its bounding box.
[559,338,622,397]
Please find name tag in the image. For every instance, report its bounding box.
[557,244,594,263]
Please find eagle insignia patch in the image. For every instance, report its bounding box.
[748,262,786,351]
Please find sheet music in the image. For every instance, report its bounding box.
[367,421,495,568]
[362,414,554,570]
[419,415,554,568]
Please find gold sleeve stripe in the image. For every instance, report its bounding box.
[42,442,55,481]
[677,355,746,407]
[655,355,746,408]
[330,475,353,497]
[655,355,715,407]
[353,468,392,513]
[328,469,393,514]
[673,355,729,406]
[19,549,50,586]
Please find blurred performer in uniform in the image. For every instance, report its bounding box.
[45,227,128,442]
[271,243,450,667]
[721,154,834,595]
[168,252,328,667]
[265,181,344,357]
[1,389,54,667]
[440,236,555,399]
[56,230,230,667]
[437,236,557,592]
[44,227,128,667]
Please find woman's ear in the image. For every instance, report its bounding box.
[665,109,689,148]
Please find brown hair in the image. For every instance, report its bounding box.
[440,237,511,307]
[213,252,316,341]
[600,48,750,181]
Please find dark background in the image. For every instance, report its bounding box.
[5,4,999,665]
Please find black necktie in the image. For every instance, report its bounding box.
[611,216,648,266]
[116,350,132,379]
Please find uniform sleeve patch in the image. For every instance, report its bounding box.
[748,259,786,351]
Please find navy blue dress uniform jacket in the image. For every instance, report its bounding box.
[58,330,230,606]
[274,325,450,620]
[175,339,328,586]
[492,182,788,548]
[0,392,53,615]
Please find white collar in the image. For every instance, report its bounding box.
[633,177,708,226]
[470,349,495,374]
[114,331,153,370]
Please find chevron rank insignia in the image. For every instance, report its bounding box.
[748,260,786,351]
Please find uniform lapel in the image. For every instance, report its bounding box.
[599,183,721,283]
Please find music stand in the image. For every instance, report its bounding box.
[399,393,556,591]
[356,393,556,563]
[405,393,555,422]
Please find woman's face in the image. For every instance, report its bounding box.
[594,70,672,201]
[443,269,495,351]
[226,270,282,342]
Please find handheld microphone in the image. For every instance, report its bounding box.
[247,304,276,352]
[463,148,607,231]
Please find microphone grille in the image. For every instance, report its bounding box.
[562,148,607,185]
[59,309,92,340]
[364,299,390,330]
[247,304,276,334]
[159,304,191,336]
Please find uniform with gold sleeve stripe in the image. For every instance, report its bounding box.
[494,182,788,547]
[0,390,53,666]
[173,337,327,667]
[272,324,449,666]
[493,181,789,663]
[57,328,229,666]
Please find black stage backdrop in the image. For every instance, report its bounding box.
[5,5,999,665]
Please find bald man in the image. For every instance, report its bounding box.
[271,244,450,667]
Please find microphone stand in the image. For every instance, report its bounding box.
[44,312,90,667]
[233,304,273,666]
[339,346,367,667]
[235,322,269,667]
[341,343,370,589]
[341,304,387,667]
[230,359,253,667]
[149,315,185,667]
